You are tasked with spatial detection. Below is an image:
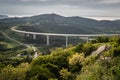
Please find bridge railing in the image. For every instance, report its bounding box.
[11,26,119,47]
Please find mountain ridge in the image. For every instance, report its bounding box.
[1,13,120,34]
[0,15,9,19]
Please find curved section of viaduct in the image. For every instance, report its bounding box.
[11,26,119,47]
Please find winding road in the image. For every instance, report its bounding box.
[0,31,30,48]
[11,26,119,37]
[0,31,38,58]
[11,26,120,47]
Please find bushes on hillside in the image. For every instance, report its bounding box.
[0,43,7,51]
[0,63,29,80]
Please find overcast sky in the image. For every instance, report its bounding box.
[0,0,120,20]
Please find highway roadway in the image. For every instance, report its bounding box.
[11,26,119,37]
[11,26,120,47]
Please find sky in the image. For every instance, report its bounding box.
[0,0,120,20]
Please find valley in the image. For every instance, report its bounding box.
[0,14,120,80]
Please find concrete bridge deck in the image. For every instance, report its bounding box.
[11,26,119,47]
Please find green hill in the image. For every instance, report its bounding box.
[0,36,120,80]
[0,14,120,80]
[1,13,120,34]
[0,32,34,67]
[0,15,9,19]
[1,13,120,49]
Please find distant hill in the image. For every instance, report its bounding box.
[1,13,120,47]
[1,13,120,34]
[0,15,9,19]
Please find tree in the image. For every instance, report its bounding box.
[69,53,84,73]
[73,44,83,53]
[0,63,29,80]
[96,36,109,43]
[0,43,7,51]
[112,46,120,57]
[26,65,54,80]
[59,68,74,80]
[42,63,59,78]
[82,43,96,57]
[69,53,84,66]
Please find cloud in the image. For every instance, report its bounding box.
[20,0,49,2]
[101,0,120,4]
[0,0,120,19]
[1,0,120,8]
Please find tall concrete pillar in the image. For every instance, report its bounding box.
[33,34,36,39]
[87,36,89,43]
[20,33,24,36]
[47,35,49,46]
[26,34,30,37]
[18,32,21,35]
[65,36,68,47]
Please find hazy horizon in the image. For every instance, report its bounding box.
[2,13,119,21]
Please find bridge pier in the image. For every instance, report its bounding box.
[65,36,68,47]
[26,33,30,37]
[18,32,22,36]
[47,35,49,46]
[87,36,89,43]
[21,33,25,36]
[33,34,36,39]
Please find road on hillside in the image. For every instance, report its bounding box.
[92,45,106,55]
[11,26,119,37]
[0,31,38,58]
[0,31,30,48]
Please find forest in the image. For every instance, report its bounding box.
[0,36,120,80]
[0,14,120,80]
